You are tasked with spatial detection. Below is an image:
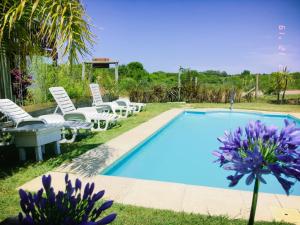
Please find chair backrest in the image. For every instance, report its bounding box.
[49,87,76,115]
[89,83,104,107]
[0,99,32,125]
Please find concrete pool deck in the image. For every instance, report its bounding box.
[19,108,300,224]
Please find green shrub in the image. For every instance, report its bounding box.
[27,58,90,104]
[25,60,299,105]
[127,82,243,104]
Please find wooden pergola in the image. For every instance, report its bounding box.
[82,58,119,81]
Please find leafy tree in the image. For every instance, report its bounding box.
[117,62,148,80]
[127,62,144,71]
[241,70,251,76]
[126,62,148,80]
[149,71,177,87]
[220,71,228,76]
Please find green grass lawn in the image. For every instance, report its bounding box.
[110,203,291,225]
[1,102,299,224]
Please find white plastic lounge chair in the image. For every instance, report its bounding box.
[89,83,134,118]
[39,114,92,143]
[0,99,62,160]
[3,123,61,161]
[115,98,146,113]
[0,99,92,143]
[49,87,118,131]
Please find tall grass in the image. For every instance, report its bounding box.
[128,83,243,103]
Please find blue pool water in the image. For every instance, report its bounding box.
[103,111,300,196]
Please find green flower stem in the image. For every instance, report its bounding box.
[248,178,260,225]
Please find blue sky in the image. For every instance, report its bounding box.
[83,0,300,74]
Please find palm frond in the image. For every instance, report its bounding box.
[0,0,94,62]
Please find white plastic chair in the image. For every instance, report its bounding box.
[89,83,134,118]
[49,87,118,131]
[115,98,146,113]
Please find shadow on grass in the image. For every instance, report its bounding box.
[0,132,102,179]
[56,143,118,177]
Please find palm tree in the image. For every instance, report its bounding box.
[0,0,94,99]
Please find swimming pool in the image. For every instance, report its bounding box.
[103,111,300,196]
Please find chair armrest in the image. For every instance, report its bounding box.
[64,112,88,122]
[114,100,129,107]
[95,104,113,112]
[39,114,65,124]
[16,119,47,128]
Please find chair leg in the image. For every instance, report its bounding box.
[116,109,121,118]
[54,141,61,155]
[138,105,142,112]
[60,127,67,143]
[130,109,134,115]
[19,148,26,161]
[35,146,43,161]
[91,119,109,131]
[120,109,127,118]
[124,109,129,118]
[68,128,77,143]
[41,145,46,154]
[132,105,139,113]
[101,120,110,130]
[60,128,77,143]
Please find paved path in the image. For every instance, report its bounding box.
[283,90,300,95]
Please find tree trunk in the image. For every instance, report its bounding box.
[277,92,280,104]
[0,46,13,99]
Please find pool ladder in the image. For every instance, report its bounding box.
[229,90,235,111]
[229,99,233,111]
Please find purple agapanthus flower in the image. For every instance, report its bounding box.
[213,119,300,195]
[18,174,117,225]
